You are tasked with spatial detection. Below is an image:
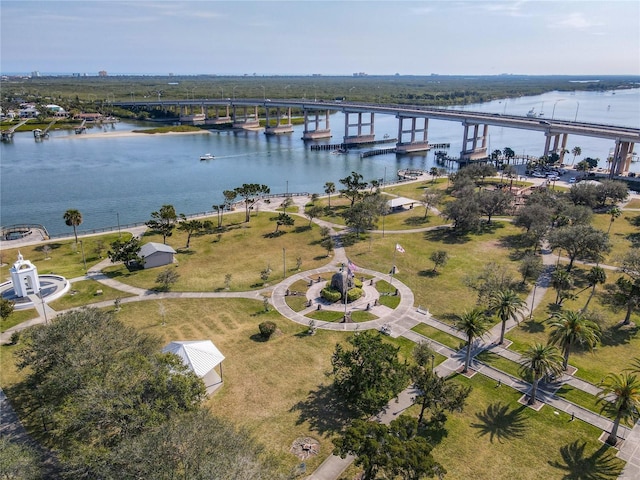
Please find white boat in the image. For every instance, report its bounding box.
[200,153,215,161]
[526,108,537,118]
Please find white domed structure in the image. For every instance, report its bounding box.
[9,252,41,298]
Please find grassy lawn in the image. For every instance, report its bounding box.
[49,279,134,310]
[591,210,637,265]
[0,308,39,333]
[624,198,640,209]
[430,373,625,480]
[102,212,330,292]
[412,323,464,350]
[0,232,128,281]
[476,351,522,378]
[345,221,524,320]
[554,385,615,421]
[506,271,640,384]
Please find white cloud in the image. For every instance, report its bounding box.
[550,12,603,30]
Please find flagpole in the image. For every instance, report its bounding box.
[390,246,397,284]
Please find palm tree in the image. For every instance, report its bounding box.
[583,266,606,311]
[547,310,600,371]
[324,182,335,208]
[456,308,490,373]
[571,146,582,166]
[607,206,621,234]
[489,289,527,345]
[519,343,564,405]
[429,167,439,183]
[596,373,640,446]
[63,209,83,243]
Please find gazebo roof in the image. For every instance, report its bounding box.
[387,197,417,208]
[162,340,225,378]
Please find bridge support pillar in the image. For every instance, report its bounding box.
[232,105,260,129]
[395,116,429,153]
[265,107,294,135]
[543,132,569,161]
[205,105,231,125]
[609,140,635,177]
[344,112,375,145]
[460,122,488,160]
[302,110,331,140]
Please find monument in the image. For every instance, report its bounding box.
[9,252,41,297]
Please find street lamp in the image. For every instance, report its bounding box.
[219,87,224,99]
[39,288,48,324]
[313,84,317,102]
[80,240,87,272]
[529,282,539,321]
[233,85,238,100]
[283,84,291,98]
[260,85,265,100]
[574,101,580,122]
[551,99,565,120]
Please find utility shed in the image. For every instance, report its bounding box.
[140,242,176,269]
[163,340,225,395]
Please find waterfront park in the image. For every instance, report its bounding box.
[1,161,639,479]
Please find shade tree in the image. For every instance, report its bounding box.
[146,204,179,244]
[234,183,270,222]
[339,171,368,207]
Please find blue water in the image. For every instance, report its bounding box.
[1,88,638,235]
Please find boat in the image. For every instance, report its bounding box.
[200,153,215,161]
[526,108,537,118]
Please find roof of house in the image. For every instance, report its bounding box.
[140,242,176,258]
[162,340,225,378]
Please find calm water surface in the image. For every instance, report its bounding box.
[1,88,638,235]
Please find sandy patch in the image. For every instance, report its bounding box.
[56,129,211,140]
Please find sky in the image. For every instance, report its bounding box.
[1,0,639,76]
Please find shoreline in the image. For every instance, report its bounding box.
[56,129,212,140]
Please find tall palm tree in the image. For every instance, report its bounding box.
[324,182,335,208]
[519,343,564,406]
[547,310,600,371]
[489,289,527,345]
[571,146,582,166]
[583,266,606,312]
[596,373,640,446]
[456,308,490,373]
[607,206,621,234]
[63,209,83,243]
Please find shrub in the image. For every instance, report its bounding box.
[347,287,364,302]
[321,287,342,303]
[258,321,277,339]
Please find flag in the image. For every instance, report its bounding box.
[395,243,405,253]
[348,259,357,272]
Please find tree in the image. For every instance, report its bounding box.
[422,189,444,218]
[547,310,601,370]
[146,204,179,244]
[331,331,409,416]
[429,166,439,183]
[613,277,640,326]
[63,208,83,243]
[343,193,387,237]
[213,189,237,228]
[583,266,607,311]
[324,181,336,208]
[155,267,179,291]
[503,147,515,164]
[411,366,472,425]
[597,181,629,208]
[320,235,334,256]
[272,212,294,233]
[489,289,527,345]
[339,171,368,207]
[465,262,517,306]
[306,204,324,226]
[101,409,282,480]
[14,308,206,472]
[514,203,552,248]
[333,419,392,480]
[519,343,564,405]
[518,252,543,285]
[412,341,435,370]
[443,195,481,234]
[597,373,640,446]
[477,189,512,224]
[0,436,41,480]
[571,146,582,166]
[548,224,611,271]
[430,250,449,273]
[280,196,294,212]
[0,298,15,323]
[177,216,202,248]
[107,237,142,267]
[551,268,574,305]
[234,183,270,222]
[456,308,490,373]
[569,182,599,208]
[607,206,622,234]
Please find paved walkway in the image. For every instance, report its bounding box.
[2,186,639,480]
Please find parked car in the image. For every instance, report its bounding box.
[569,177,577,184]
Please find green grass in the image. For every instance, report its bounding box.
[0,308,39,333]
[49,280,134,310]
[554,385,615,421]
[411,323,464,350]
[476,351,522,378]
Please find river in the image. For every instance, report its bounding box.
[1,88,638,236]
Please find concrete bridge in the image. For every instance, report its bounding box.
[113,98,639,176]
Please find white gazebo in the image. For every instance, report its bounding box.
[9,253,41,298]
[163,340,225,395]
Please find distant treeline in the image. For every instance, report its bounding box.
[2,74,638,119]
